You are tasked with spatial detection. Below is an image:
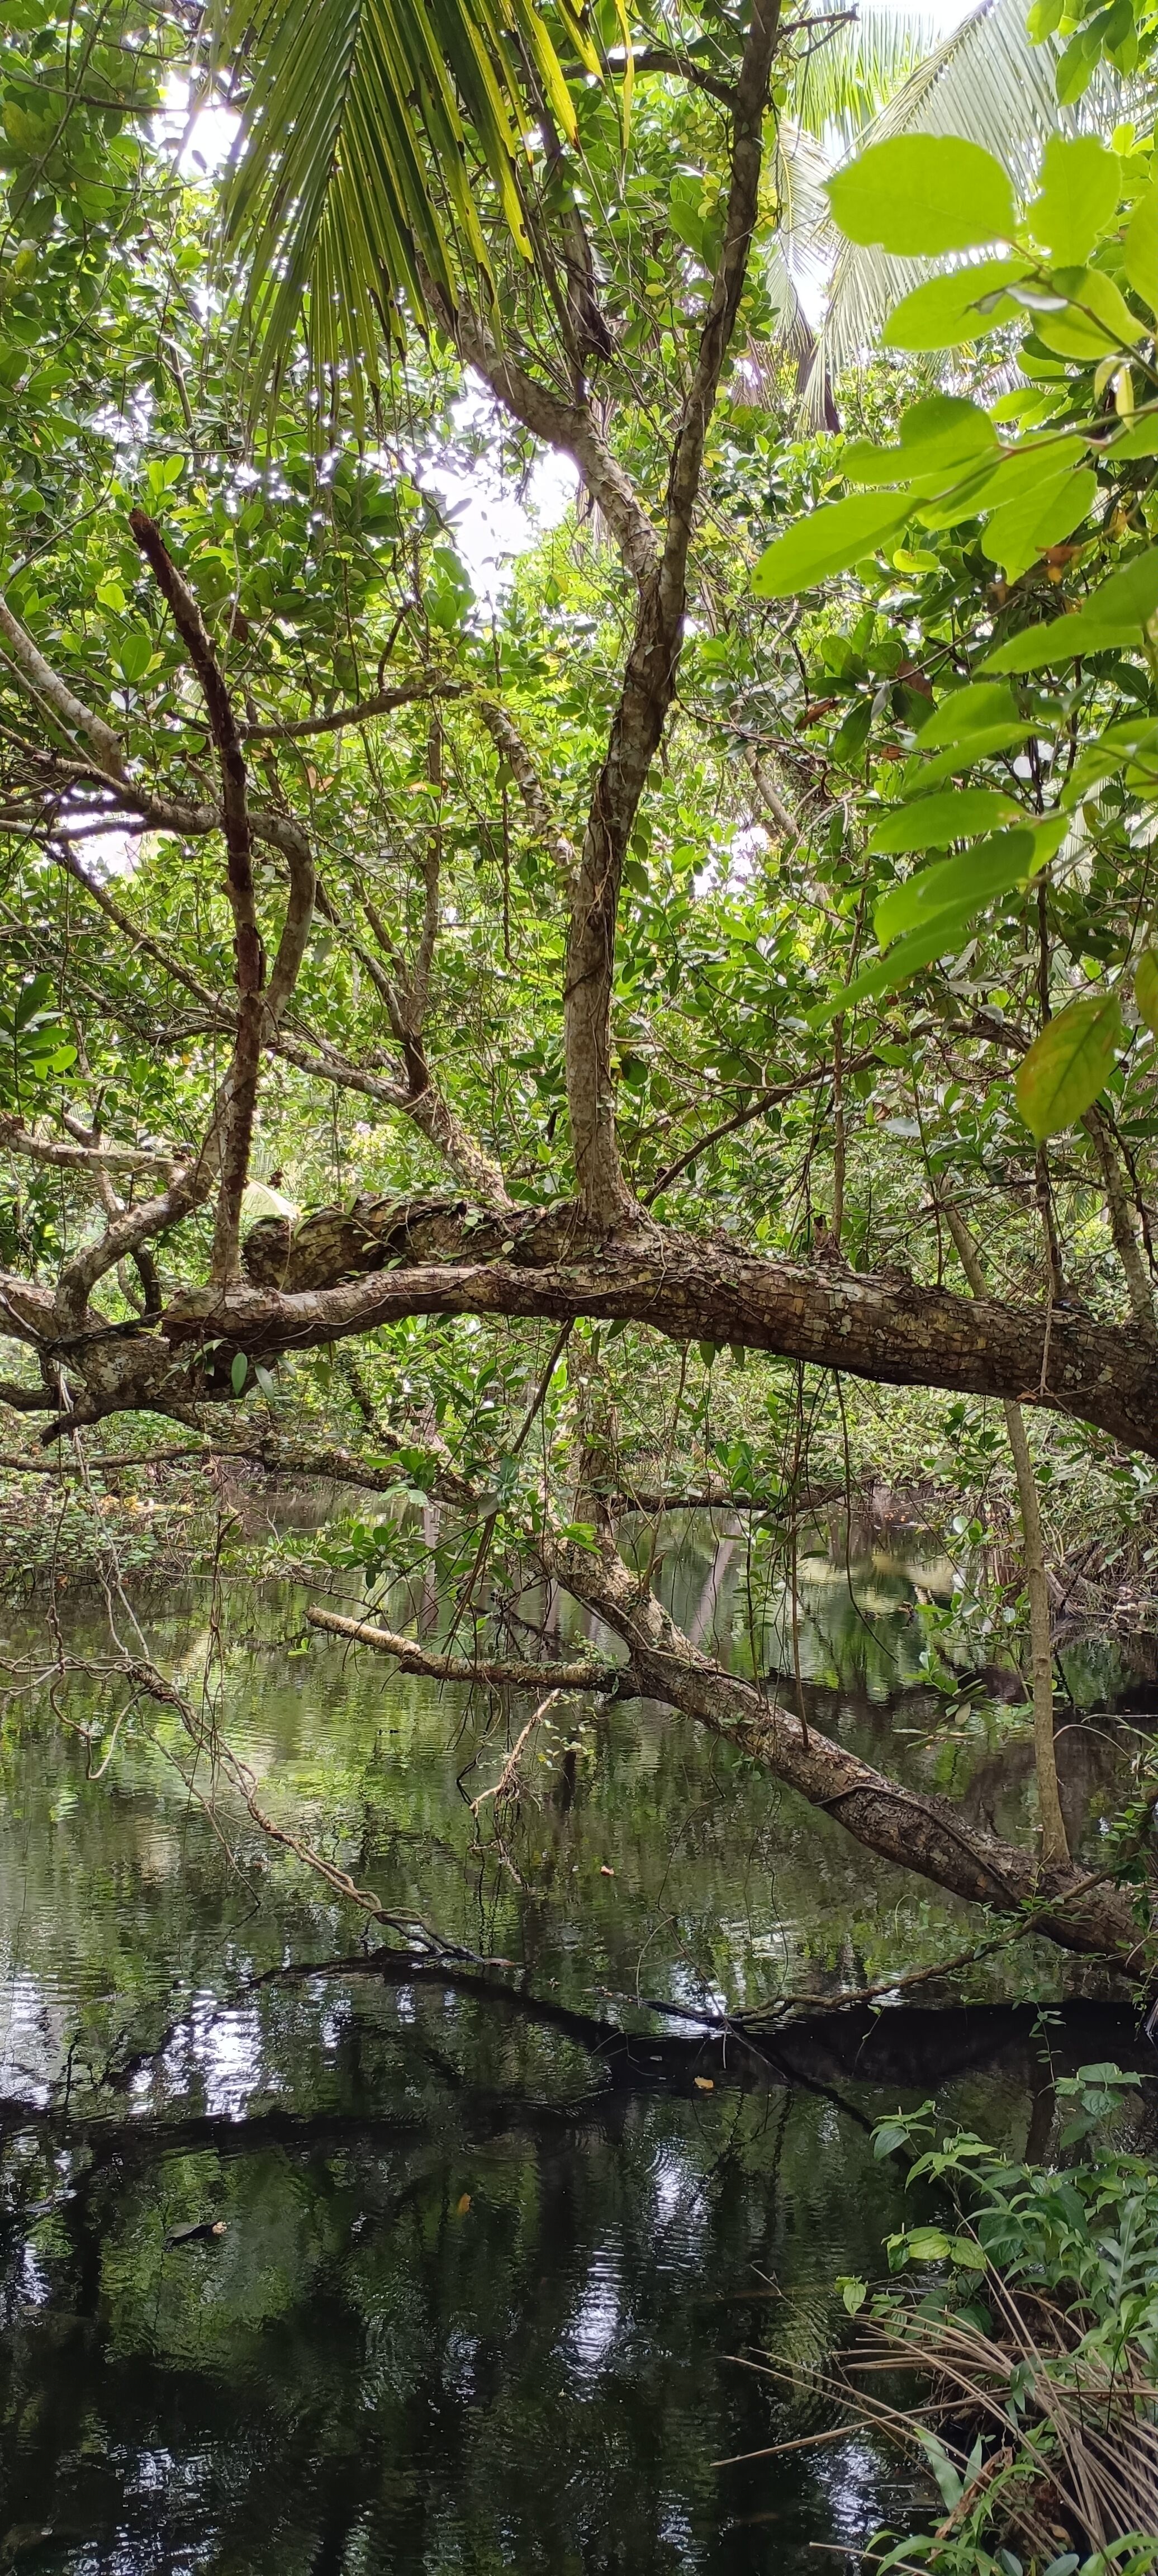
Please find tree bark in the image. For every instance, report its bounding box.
[154,1217,1158,1459]
[562,0,782,1224]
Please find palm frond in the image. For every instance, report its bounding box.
[753,121,829,377]
[790,4,953,146]
[209,0,600,399]
[798,0,1117,412]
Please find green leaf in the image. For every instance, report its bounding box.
[751,494,909,597]
[981,464,1098,581]
[884,259,1031,351]
[1054,23,1100,103]
[918,434,1087,530]
[867,790,1022,853]
[916,2431,963,2511]
[980,547,1158,670]
[808,906,979,1025]
[1015,993,1123,1139]
[836,2274,868,2314]
[905,2226,954,2261]
[1034,266,1146,360]
[1066,717,1158,802]
[1029,135,1119,266]
[116,626,154,684]
[874,824,1058,946]
[841,395,998,486]
[947,2234,989,2271]
[230,1351,249,1396]
[918,681,1021,752]
[1135,950,1158,1038]
[1046,544,1157,631]
[1123,178,1157,312]
[826,136,1014,257]
[872,2121,911,2158]
[1110,414,1158,460]
[979,617,1091,676]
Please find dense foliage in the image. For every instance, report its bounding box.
[0,0,1155,1965]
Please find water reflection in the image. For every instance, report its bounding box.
[0,1532,1151,2570]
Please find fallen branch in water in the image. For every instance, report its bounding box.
[306,1604,623,1692]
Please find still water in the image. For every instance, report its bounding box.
[0,1523,1151,2572]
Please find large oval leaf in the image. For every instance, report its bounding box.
[884,259,1031,351]
[874,823,1061,947]
[1034,268,1145,361]
[980,547,1158,670]
[981,465,1098,582]
[1135,951,1158,1039]
[841,396,998,486]
[918,681,1020,751]
[808,907,979,1026]
[1015,995,1122,1140]
[1123,177,1157,314]
[1029,135,1119,267]
[827,136,1015,257]
[867,789,1022,853]
[751,494,909,598]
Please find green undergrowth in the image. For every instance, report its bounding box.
[836,2067,1158,2576]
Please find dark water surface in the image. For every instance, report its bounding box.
[0,1531,1151,2572]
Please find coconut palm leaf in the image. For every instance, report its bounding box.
[755,121,829,377]
[790,3,953,145]
[210,0,604,399]
[796,0,1114,416]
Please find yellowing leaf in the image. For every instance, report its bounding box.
[1015,994,1122,1139]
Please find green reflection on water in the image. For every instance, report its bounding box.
[0,1547,1148,2570]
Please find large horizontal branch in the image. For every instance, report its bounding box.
[160,1220,1158,1459]
[0,1117,184,1182]
[307,1607,619,1690]
[25,745,309,866]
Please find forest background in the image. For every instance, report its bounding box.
[0,0,1156,1993]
